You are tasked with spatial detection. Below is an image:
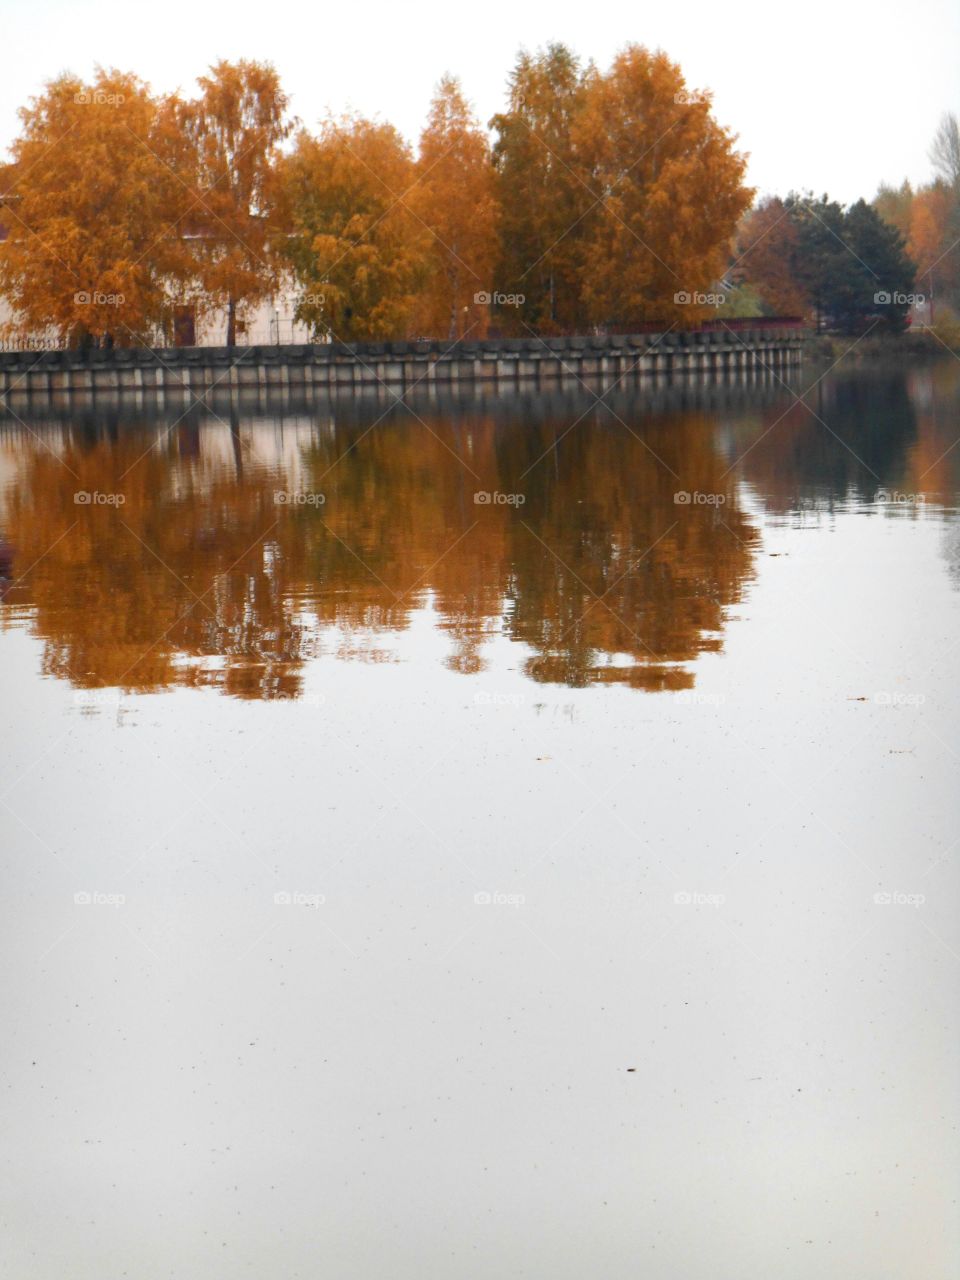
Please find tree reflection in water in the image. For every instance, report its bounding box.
[5,365,943,701]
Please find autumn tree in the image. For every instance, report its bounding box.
[0,163,14,239]
[906,183,956,315]
[0,69,187,346]
[490,44,593,332]
[732,196,808,315]
[874,180,914,241]
[909,115,960,317]
[282,116,428,341]
[407,76,498,339]
[176,60,294,346]
[907,185,942,274]
[573,46,752,328]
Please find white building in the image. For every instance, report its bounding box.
[0,287,319,351]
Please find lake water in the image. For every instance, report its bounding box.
[1,360,958,1278]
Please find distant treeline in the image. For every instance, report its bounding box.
[0,50,949,347]
[731,115,960,337]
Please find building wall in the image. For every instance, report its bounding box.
[191,290,317,347]
[0,285,320,351]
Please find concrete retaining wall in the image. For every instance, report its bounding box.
[0,330,804,399]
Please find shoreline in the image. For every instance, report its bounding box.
[804,327,960,361]
[0,329,803,399]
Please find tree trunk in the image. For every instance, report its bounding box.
[229,404,243,480]
[226,295,236,348]
[448,265,460,340]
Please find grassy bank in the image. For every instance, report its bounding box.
[804,323,960,362]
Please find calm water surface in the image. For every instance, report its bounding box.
[1,362,958,1278]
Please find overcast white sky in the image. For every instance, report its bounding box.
[2,0,957,204]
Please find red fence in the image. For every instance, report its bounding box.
[700,315,805,332]
[484,316,806,339]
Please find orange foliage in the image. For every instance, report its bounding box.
[908,184,955,287]
[0,48,756,344]
[0,69,188,345]
[489,44,593,333]
[282,117,428,341]
[574,46,753,328]
[734,196,808,315]
[175,60,294,345]
[0,399,758,696]
[407,76,498,339]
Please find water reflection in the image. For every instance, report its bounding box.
[1,364,957,699]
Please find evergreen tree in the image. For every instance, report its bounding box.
[844,199,916,333]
